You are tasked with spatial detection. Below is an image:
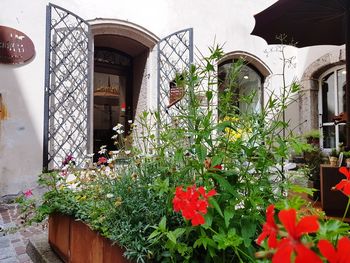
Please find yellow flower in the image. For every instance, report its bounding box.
[222,116,251,142]
[76,195,87,201]
[115,197,123,207]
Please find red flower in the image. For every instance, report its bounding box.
[272,209,321,263]
[256,205,278,248]
[98,156,108,165]
[24,189,33,198]
[334,167,350,196]
[318,237,350,263]
[172,185,216,226]
[213,164,223,170]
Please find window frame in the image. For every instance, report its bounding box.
[318,65,346,150]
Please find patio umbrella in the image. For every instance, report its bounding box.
[251,0,350,147]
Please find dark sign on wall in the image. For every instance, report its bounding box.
[0,25,35,64]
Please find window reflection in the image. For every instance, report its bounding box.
[320,66,347,149]
[321,72,335,123]
[218,62,262,114]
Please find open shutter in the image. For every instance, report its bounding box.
[43,4,91,170]
[157,28,193,123]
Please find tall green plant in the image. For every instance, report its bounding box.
[17,44,311,263]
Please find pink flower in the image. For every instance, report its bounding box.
[97,156,108,165]
[24,189,33,198]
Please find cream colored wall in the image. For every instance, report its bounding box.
[0,0,340,196]
[0,0,47,196]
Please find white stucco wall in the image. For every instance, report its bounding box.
[0,0,341,196]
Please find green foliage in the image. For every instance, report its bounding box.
[17,44,329,263]
[303,129,320,139]
[330,148,339,157]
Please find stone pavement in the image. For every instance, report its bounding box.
[0,203,47,263]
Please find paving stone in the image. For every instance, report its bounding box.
[0,204,46,263]
[0,236,11,248]
[11,238,21,243]
[18,253,31,263]
[0,247,16,259]
[15,245,27,255]
[0,258,18,263]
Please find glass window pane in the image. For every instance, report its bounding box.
[321,72,335,123]
[337,68,346,113]
[238,65,262,113]
[322,126,336,149]
[339,124,347,148]
[218,62,262,114]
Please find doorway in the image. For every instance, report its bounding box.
[92,31,156,156]
[93,47,132,154]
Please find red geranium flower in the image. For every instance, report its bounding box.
[272,209,321,263]
[213,164,223,170]
[318,237,350,263]
[173,185,216,226]
[256,204,278,248]
[334,167,350,196]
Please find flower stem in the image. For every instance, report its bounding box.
[342,197,350,222]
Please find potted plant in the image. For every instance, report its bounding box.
[329,148,339,166]
[303,147,323,200]
[343,151,350,167]
[303,129,320,147]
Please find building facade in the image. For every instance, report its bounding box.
[0,0,346,196]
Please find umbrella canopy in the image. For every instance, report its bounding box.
[251,0,348,47]
[251,0,350,147]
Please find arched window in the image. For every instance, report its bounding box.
[319,66,346,149]
[218,60,264,114]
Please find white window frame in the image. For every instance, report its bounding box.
[319,65,346,150]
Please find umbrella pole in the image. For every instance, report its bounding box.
[346,3,350,150]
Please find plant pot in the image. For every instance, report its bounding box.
[329,156,338,166]
[48,213,131,263]
[306,137,320,147]
[320,165,349,217]
[346,158,350,168]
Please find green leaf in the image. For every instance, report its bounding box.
[202,210,213,228]
[213,229,242,250]
[215,121,232,132]
[241,218,257,248]
[172,228,186,239]
[210,173,237,196]
[195,144,207,163]
[224,207,234,228]
[209,198,223,218]
[206,90,213,102]
[159,216,167,232]
[291,81,300,93]
[148,229,161,240]
[289,184,314,196]
[211,155,223,167]
[175,148,184,164]
[167,231,177,244]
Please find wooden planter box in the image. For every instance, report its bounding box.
[48,213,131,263]
[320,165,349,217]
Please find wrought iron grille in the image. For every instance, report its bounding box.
[43,4,91,170]
[157,28,193,124]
